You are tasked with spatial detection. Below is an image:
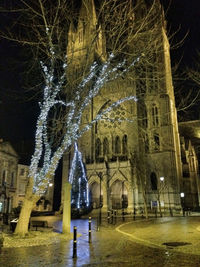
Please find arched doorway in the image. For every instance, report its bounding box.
[89,182,103,209]
[110,180,128,209]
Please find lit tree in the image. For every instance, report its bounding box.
[69,142,89,209]
[0,0,164,236]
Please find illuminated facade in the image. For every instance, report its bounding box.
[0,140,18,217]
[16,164,54,211]
[62,0,196,214]
[179,121,200,209]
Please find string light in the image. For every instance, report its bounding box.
[29,42,139,196]
[69,142,89,208]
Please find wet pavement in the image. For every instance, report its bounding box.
[1,216,200,266]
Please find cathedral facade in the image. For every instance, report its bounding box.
[62,0,185,214]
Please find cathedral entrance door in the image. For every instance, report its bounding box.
[110,180,128,209]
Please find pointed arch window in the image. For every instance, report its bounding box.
[154,133,160,151]
[2,170,6,186]
[95,138,101,158]
[152,104,159,126]
[138,101,148,128]
[143,105,148,128]
[150,172,157,190]
[95,121,98,134]
[103,138,109,156]
[145,133,149,153]
[115,136,121,154]
[10,172,15,188]
[122,135,128,155]
[79,30,83,43]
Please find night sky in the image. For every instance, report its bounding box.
[0,0,200,153]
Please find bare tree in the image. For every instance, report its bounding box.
[0,0,165,236]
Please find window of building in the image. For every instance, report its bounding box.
[191,158,195,172]
[135,66,146,96]
[143,105,148,128]
[103,138,109,156]
[19,183,26,195]
[10,172,15,187]
[2,170,6,186]
[79,30,83,43]
[95,138,101,158]
[95,121,98,134]
[150,172,157,190]
[115,136,121,154]
[154,133,160,151]
[152,104,159,126]
[145,133,149,153]
[20,168,25,176]
[122,135,128,154]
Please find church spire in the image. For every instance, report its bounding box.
[67,0,105,84]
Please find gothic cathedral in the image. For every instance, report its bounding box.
[62,0,183,214]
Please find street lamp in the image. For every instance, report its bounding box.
[180,192,185,198]
[98,172,102,226]
[180,192,185,216]
[159,177,165,216]
[160,177,164,182]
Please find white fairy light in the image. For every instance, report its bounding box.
[69,142,89,208]
[29,39,140,198]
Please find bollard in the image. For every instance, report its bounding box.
[114,210,117,224]
[107,211,110,224]
[88,217,92,243]
[72,226,77,258]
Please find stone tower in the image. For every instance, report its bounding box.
[62,0,182,214]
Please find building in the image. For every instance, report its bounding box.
[179,121,200,209]
[0,140,18,220]
[16,164,54,211]
[61,0,198,214]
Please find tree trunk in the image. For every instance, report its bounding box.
[14,177,39,237]
[62,182,72,234]
[14,196,33,236]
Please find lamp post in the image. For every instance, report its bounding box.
[180,192,185,216]
[159,177,164,217]
[98,172,102,226]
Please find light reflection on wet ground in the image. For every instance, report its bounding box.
[1,218,200,266]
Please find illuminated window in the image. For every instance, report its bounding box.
[79,31,83,43]
[152,104,159,126]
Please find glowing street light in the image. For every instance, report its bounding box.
[180,192,185,216]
